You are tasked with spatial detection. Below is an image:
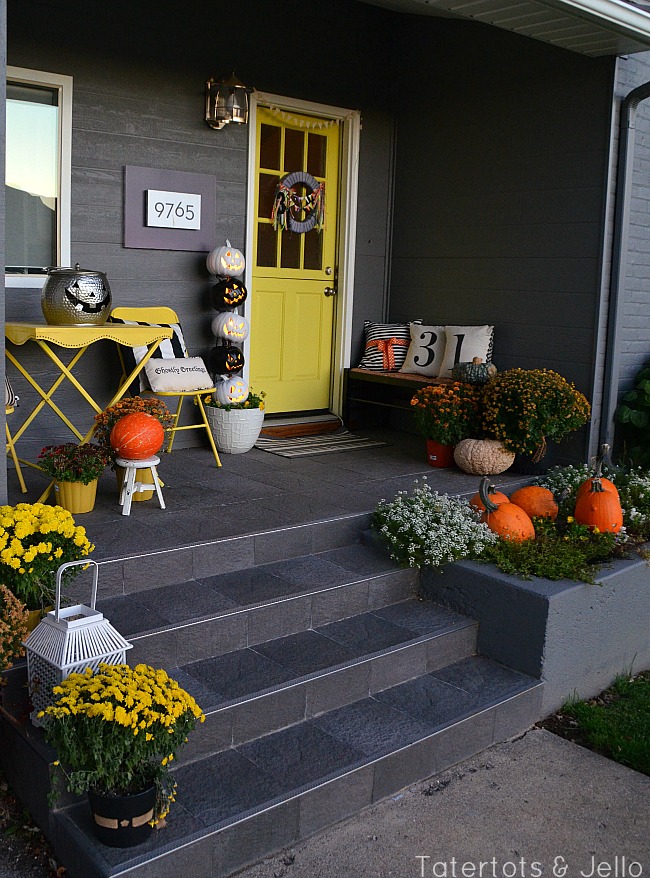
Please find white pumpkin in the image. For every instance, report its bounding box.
[211,312,250,342]
[215,376,249,406]
[206,240,245,278]
[453,439,515,475]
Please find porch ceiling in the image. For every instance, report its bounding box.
[360,0,650,55]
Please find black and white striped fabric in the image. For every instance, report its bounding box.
[110,317,188,390]
[357,320,420,371]
[5,376,18,408]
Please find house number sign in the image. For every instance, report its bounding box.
[146,189,202,230]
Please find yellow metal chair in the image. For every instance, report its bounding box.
[5,377,27,493]
[109,307,221,467]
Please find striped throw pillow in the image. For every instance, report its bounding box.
[5,376,18,408]
[357,321,419,371]
[110,317,188,390]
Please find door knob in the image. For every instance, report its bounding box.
[324,287,337,297]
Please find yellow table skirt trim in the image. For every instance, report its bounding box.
[5,322,173,348]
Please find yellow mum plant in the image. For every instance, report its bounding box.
[0,503,94,610]
[42,663,205,824]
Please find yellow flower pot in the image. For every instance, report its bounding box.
[115,464,154,501]
[26,605,54,632]
[53,479,98,514]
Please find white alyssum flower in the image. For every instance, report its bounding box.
[373,478,497,569]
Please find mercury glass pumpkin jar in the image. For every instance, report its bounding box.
[41,264,112,326]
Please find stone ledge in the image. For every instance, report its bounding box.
[420,549,650,715]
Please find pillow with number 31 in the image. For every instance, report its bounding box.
[400,324,447,378]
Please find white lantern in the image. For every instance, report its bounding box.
[24,560,132,726]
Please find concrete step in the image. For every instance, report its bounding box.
[170,598,478,762]
[96,543,419,667]
[92,511,374,598]
[52,655,543,878]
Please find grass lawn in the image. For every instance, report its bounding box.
[540,670,650,776]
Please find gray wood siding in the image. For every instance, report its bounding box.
[613,53,650,398]
[6,0,396,458]
[1,0,7,499]
[388,18,615,460]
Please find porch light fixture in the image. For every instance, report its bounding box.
[205,72,252,130]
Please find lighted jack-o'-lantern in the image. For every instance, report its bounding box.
[211,277,248,309]
[211,312,250,342]
[110,412,164,460]
[215,376,249,406]
[207,344,245,376]
[206,240,245,278]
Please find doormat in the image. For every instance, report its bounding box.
[254,429,388,458]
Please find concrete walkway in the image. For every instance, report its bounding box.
[237,729,650,878]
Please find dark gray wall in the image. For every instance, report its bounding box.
[389,18,615,460]
[6,0,396,458]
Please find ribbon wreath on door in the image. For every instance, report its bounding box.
[271,171,325,234]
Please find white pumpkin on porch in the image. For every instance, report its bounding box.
[206,240,245,278]
[211,312,250,342]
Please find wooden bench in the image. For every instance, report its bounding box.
[343,368,452,429]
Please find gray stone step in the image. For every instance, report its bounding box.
[171,598,478,762]
[96,543,419,668]
[93,512,374,598]
[51,655,543,878]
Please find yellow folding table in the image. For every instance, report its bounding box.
[5,322,173,496]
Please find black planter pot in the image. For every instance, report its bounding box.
[88,785,155,847]
[511,442,556,476]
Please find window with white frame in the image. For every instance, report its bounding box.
[5,67,72,285]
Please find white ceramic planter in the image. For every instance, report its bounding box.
[205,406,264,454]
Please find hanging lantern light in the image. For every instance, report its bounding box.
[205,72,252,130]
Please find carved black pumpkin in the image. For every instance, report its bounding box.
[208,344,245,376]
[211,278,248,309]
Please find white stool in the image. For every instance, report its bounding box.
[115,456,166,516]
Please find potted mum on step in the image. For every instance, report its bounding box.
[42,663,205,848]
[38,443,110,514]
[0,502,94,626]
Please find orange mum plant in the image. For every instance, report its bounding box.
[410,382,482,446]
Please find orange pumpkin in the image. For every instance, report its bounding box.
[509,486,558,520]
[576,443,619,503]
[110,412,164,460]
[574,478,623,534]
[478,477,535,542]
[469,484,509,513]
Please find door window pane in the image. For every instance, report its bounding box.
[307,133,327,178]
[284,129,305,171]
[280,231,301,269]
[257,223,278,268]
[260,123,281,170]
[6,82,59,272]
[258,173,279,219]
[304,228,323,271]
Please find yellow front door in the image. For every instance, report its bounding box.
[249,106,340,414]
